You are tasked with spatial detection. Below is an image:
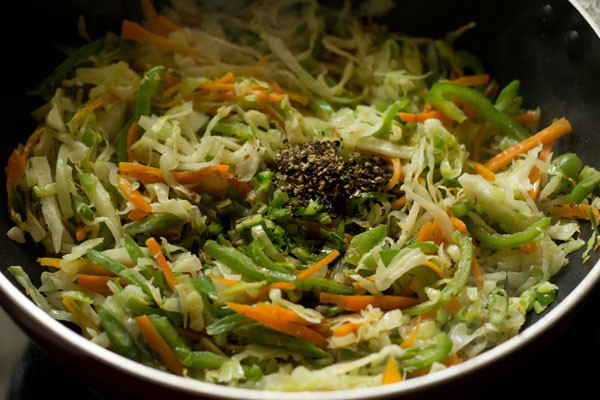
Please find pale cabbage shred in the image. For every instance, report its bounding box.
[4,0,591,392]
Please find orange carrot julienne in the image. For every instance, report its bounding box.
[121,20,203,64]
[7,149,26,185]
[62,297,96,338]
[416,220,443,244]
[297,249,340,282]
[442,352,462,366]
[319,293,418,312]
[76,224,88,241]
[384,157,402,191]
[253,302,316,325]
[331,321,363,337]
[553,203,600,221]
[126,122,140,162]
[226,302,328,348]
[140,0,172,37]
[210,274,240,287]
[118,176,153,213]
[527,141,553,200]
[419,261,449,280]
[146,237,178,290]
[398,110,450,123]
[118,162,251,196]
[472,161,496,181]
[391,196,407,210]
[69,92,119,124]
[383,355,402,384]
[518,241,537,254]
[513,109,541,126]
[446,73,490,87]
[442,297,462,313]
[37,257,63,269]
[484,117,572,172]
[135,315,185,375]
[128,208,149,221]
[400,315,421,349]
[450,216,468,234]
[77,274,115,296]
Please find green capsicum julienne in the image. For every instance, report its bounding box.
[425,82,529,141]
[116,65,166,163]
[464,217,551,249]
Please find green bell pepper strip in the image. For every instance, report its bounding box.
[149,315,191,353]
[397,332,452,370]
[98,306,141,361]
[124,213,185,236]
[247,239,295,274]
[34,37,106,97]
[239,325,329,358]
[213,120,254,141]
[373,98,410,139]
[296,276,355,295]
[464,217,551,249]
[123,233,145,265]
[425,82,529,141]
[203,240,296,282]
[494,79,521,114]
[86,249,153,296]
[344,224,387,266]
[206,313,253,335]
[403,231,473,316]
[175,348,228,370]
[116,65,165,163]
[570,171,600,203]
[553,152,583,180]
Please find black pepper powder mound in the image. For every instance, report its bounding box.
[273,140,391,213]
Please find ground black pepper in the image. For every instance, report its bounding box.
[273,140,391,213]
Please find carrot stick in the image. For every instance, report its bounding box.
[383,355,402,384]
[118,162,251,196]
[391,196,407,210]
[442,352,462,366]
[297,249,340,281]
[76,224,88,241]
[118,176,153,213]
[484,118,572,172]
[400,315,421,349]
[69,92,119,124]
[140,0,171,36]
[253,302,315,325]
[383,157,402,191]
[420,261,449,279]
[146,237,178,290]
[450,216,467,234]
[135,315,185,375]
[416,221,443,244]
[121,20,204,64]
[446,73,490,87]
[62,297,97,338]
[513,109,540,126]
[527,141,553,200]
[319,293,418,312]
[398,110,450,123]
[128,208,149,221]
[7,149,26,185]
[77,274,115,296]
[210,274,240,287]
[126,122,140,162]
[37,257,63,269]
[472,161,496,181]
[331,321,363,337]
[553,203,600,221]
[226,302,328,348]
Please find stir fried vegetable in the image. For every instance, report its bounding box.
[6,0,600,391]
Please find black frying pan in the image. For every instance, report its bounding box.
[1,1,599,399]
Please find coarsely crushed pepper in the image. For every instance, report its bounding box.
[274,140,391,213]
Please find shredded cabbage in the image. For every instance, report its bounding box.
[5,0,599,392]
